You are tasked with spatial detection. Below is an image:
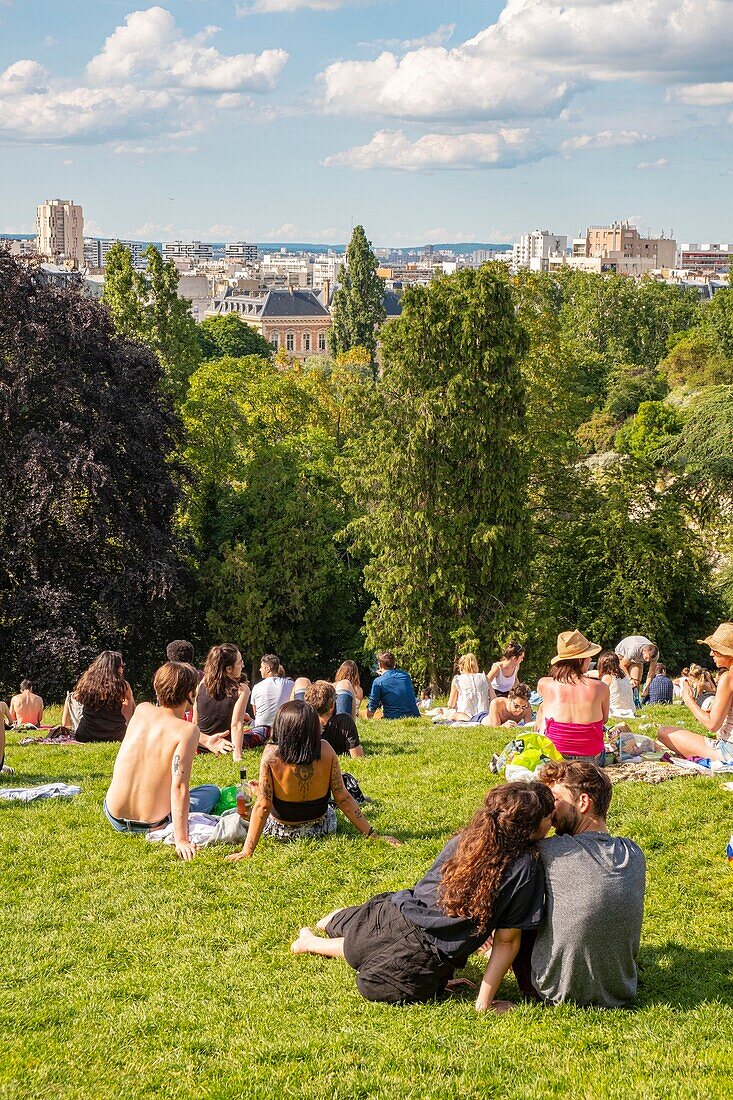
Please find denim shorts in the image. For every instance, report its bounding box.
[705,737,733,764]
[103,799,171,834]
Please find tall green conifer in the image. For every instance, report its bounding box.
[345,266,530,687]
[329,225,385,372]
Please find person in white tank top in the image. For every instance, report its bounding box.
[657,623,733,764]
[597,651,636,718]
[487,643,525,697]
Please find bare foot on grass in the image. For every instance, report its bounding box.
[291,928,320,954]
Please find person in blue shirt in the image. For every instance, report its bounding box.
[367,652,420,719]
[643,665,674,705]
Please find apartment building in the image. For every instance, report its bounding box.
[83,238,148,269]
[209,286,331,360]
[0,237,37,258]
[161,240,214,263]
[225,241,259,264]
[584,222,676,268]
[679,243,733,272]
[36,199,84,267]
[512,230,568,271]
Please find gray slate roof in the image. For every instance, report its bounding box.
[261,289,329,318]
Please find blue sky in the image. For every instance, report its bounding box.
[1,0,732,245]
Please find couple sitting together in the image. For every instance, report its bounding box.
[293,761,645,1012]
[104,660,392,860]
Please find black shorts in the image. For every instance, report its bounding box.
[326,892,454,1005]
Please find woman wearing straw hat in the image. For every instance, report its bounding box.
[535,631,610,766]
[657,623,733,764]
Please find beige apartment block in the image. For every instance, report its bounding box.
[36,199,84,268]
[584,221,676,268]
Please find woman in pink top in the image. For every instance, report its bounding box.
[536,631,610,766]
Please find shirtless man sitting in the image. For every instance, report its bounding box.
[104,662,220,860]
[10,680,44,727]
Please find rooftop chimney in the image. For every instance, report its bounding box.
[322,278,331,307]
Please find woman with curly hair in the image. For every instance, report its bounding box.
[75,651,135,743]
[291,781,554,1011]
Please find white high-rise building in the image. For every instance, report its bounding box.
[224,241,259,264]
[512,229,568,272]
[36,199,85,267]
[161,240,214,263]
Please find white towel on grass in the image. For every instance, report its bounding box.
[146,810,248,846]
[0,782,82,803]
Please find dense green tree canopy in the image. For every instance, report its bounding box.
[0,251,184,695]
[196,314,273,362]
[102,243,201,405]
[346,266,531,687]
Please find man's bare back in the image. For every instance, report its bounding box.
[10,689,44,726]
[106,702,198,826]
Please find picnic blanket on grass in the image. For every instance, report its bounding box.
[605,761,693,785]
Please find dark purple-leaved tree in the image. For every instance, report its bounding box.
[0,252,186,697]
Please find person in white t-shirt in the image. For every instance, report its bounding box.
[250,654,294,733]
[614,636,659,698]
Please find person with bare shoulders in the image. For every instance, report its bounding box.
[193,644,249,760]
[487,643,525,699]
[104,662,220,860]
[10,680,44,727]
[74,652,134,742]
[536,631,610,766]
[333,660,364,720]
[485,684,533,728]
[226,701,399,860]
[657,623,733,764]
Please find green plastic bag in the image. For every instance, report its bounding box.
[213,785,237,815]
[491,733,563,782]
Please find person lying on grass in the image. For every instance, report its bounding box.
[657,623,733,766]
[483,684,533,727]
[512,760,646,1008]
[104,661,220,860]
[226,701,399,860]
[290,781,554,1012]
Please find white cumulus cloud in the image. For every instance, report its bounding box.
[320,1,733,122]
[0,7,287,145]
[636,157,669,169]
[561,130,653,151]
[672,81,733,106]
[323,128,546,171]
[237,0,347,13]
[87,7,287,92]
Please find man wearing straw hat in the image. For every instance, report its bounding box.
[657,623,733,765]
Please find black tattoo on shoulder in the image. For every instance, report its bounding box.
[173,753,181,775]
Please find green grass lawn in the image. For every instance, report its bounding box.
[2,706,732,1100]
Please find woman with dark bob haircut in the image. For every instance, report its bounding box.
[226,701,400,858]
[291,781,554,1010]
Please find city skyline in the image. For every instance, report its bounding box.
[2,1,733,244]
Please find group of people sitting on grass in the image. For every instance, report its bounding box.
[3,621,733,1012]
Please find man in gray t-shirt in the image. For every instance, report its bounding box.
[514,760,646,1008]
[615,635,659,697]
